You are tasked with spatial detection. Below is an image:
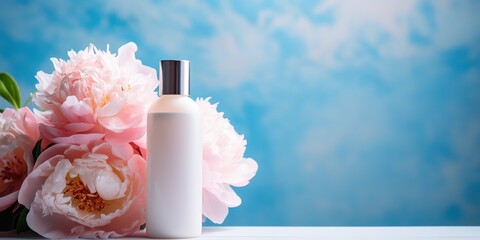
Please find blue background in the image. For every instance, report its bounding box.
[1,0,479,226]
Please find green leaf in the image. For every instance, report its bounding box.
[11,207,21,230]
[31,140,55,163]
[0,108,3,113]
[0,72,21,109]
[32,140,43,163]
[15,207,30,234]
[0,81,16,108]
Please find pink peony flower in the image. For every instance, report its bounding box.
[0,107,40,211]
[33,42,158,148]
[18,141,146,238]
[197,98,258,224]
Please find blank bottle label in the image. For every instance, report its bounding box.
[146,113,202,238]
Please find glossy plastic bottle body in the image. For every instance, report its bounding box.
[146,95,202,238]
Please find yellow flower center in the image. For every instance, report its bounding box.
[120,84,132,92]
[100,94,111,107]
[63,177,106,213]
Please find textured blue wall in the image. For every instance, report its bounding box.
[1,0,479,226]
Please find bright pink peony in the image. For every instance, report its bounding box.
[0,107,40,211]
[18,141,146,238]
[33,42,158,148]
[197,98,258,224]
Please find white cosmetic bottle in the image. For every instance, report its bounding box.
[146,60,202,238]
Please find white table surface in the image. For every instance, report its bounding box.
[3,227,479,239]
[131,226,480,240]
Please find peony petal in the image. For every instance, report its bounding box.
[98,107,144,132]
[64,144,91,161]
[33,108,51,124]
[104,126,145,144]
[110,142,134,161]
[207,183,241,208]
[63,122,96,132]
[116,42,137,67]
[92,142,134,161]
[27,196,83,238]
[52,133,104,145]
[33,144,71,169]
[18,153,66,208]
[222,158,259,187]
[7,107,41,140]
[39,123,71,143]
[97,100,122,117]
[133,135,147,150]
[60,96,94,123]
[202,190,229,224]
[0,191,19,211]
[43,160,72,194]
[22,153,35,178]
[95,171,124,200]
[19,144,71,209]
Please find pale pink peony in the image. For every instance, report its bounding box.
[18,141,146,238]
[197,98,258,224]
[33,42,158,148]
[0,107,40,211]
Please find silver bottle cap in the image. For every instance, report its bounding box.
[160,60,190,95]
